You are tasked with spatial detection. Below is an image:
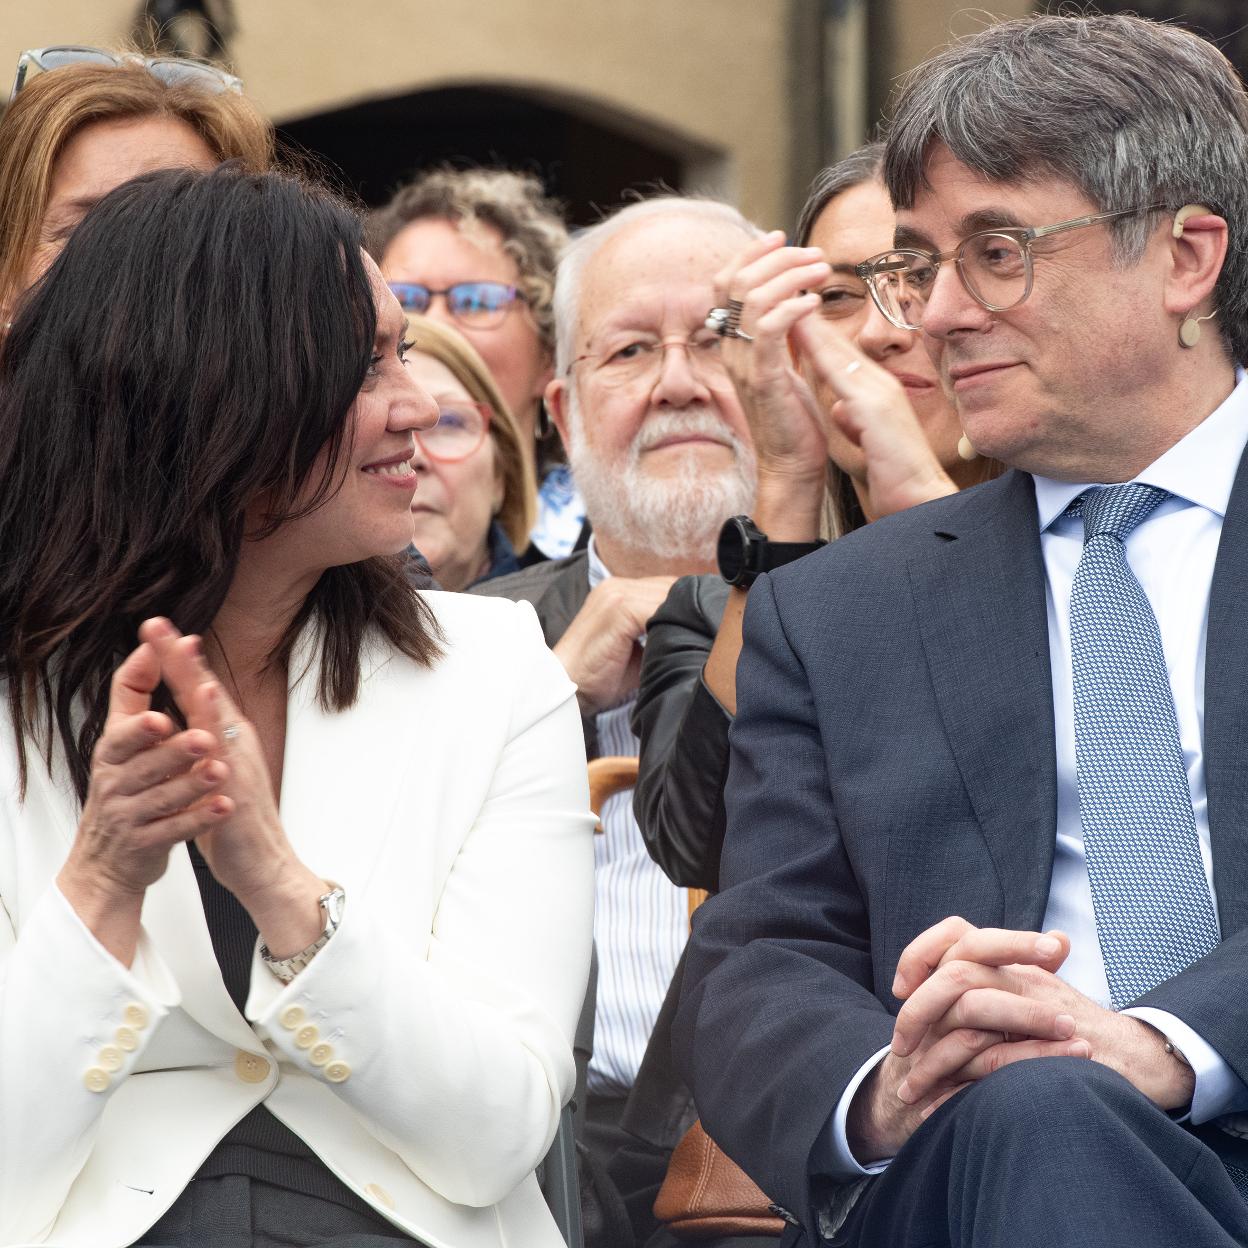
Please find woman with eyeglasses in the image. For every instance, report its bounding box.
[368,170,588,566]
[0,165,593,1248]
[633,143,1002,896]
[403,316,538,591]
[0,47,271,322]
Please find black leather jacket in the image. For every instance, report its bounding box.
[632,574,732,892]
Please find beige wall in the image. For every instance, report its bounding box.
[1,0,819,229]
[1,0,1035,228]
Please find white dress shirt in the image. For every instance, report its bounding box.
[585,538,689,1095]
[828,374,1248,1176]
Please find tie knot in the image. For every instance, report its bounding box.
[1068,483,1170,544]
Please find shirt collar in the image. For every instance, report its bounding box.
[586,533,611,589]
[1033,369,1248,532]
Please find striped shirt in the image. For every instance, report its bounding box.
[585,540,688,1095]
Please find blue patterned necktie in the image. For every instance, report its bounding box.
[1068,484,1220,1011]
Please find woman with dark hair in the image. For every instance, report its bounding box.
[0,165,593,1248]
[621,145,1003,1248]
[632,143,1000,894]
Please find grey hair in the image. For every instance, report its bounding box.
[883,13,1248,364]
[794,141,886,247]
[553,196,763,376]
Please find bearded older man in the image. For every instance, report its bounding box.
[472,196,760,1242]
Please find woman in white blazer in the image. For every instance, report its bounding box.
[0,165,595,1248]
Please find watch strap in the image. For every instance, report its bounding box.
[760,539,827,569]
[260,885,345,984]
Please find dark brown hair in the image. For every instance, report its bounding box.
[0,164,442,801]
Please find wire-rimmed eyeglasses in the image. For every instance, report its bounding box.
[567,329,729,388]
[417,401,492,463]
[854,206,1167,331]
[11,46,243,103]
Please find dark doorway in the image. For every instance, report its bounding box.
[278,84,709,226]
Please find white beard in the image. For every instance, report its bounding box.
[566,391,757,564]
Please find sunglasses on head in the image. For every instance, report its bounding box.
[387,281,525,329]
[11,45,243,103]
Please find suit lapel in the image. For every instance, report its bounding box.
[1204,447,1248,936]
[907,470,1058,930]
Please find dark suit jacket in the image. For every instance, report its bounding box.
[673,463,1248,1242]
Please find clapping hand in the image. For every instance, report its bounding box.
[58,617,326,966]
[56,621,232,964]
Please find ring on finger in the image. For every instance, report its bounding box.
[844,360,862,375]
[222,723,241,742]
[705,302,755,343]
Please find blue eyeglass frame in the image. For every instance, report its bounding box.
[387,281,525,320]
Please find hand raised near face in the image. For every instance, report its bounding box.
[713,231,830,494]
[788,317,956,519]
[57,629,233,964]
[553,577,677,715]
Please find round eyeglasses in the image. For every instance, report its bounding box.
[567,329,729,389]
[854,206,1166,331]
[416,401,492,463]
[388,281,525,330]
[11,46,243,102]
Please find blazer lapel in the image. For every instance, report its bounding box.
[276,634,420,894]
[1204,446,1248,936]
[141,844,260,1049]
[907,470,1058,930]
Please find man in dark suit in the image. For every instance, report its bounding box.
[474,196,761,1244]
[675,13,1248,1247]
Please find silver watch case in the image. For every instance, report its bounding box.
[260,885,345,983]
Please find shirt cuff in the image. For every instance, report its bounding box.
[1124,1006,1248,1123]
[819,1045,893,1178]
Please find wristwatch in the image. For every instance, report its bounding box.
[717,515,826,589]
[260,885,346,984]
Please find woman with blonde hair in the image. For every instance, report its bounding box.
[0,47,272,318]
[369,169,584,563]
[403,315,539,591]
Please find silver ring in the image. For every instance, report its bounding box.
[844,360,862,375]
[222,723,241,742]
[705,303,755,343]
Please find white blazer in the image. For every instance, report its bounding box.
[0,592,596,1248]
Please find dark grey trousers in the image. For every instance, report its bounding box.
[133,1174,421,1248]
[829,1057,1248,1248]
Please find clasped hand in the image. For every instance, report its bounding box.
[58,617,316,965]
[848,917,1196,1163]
